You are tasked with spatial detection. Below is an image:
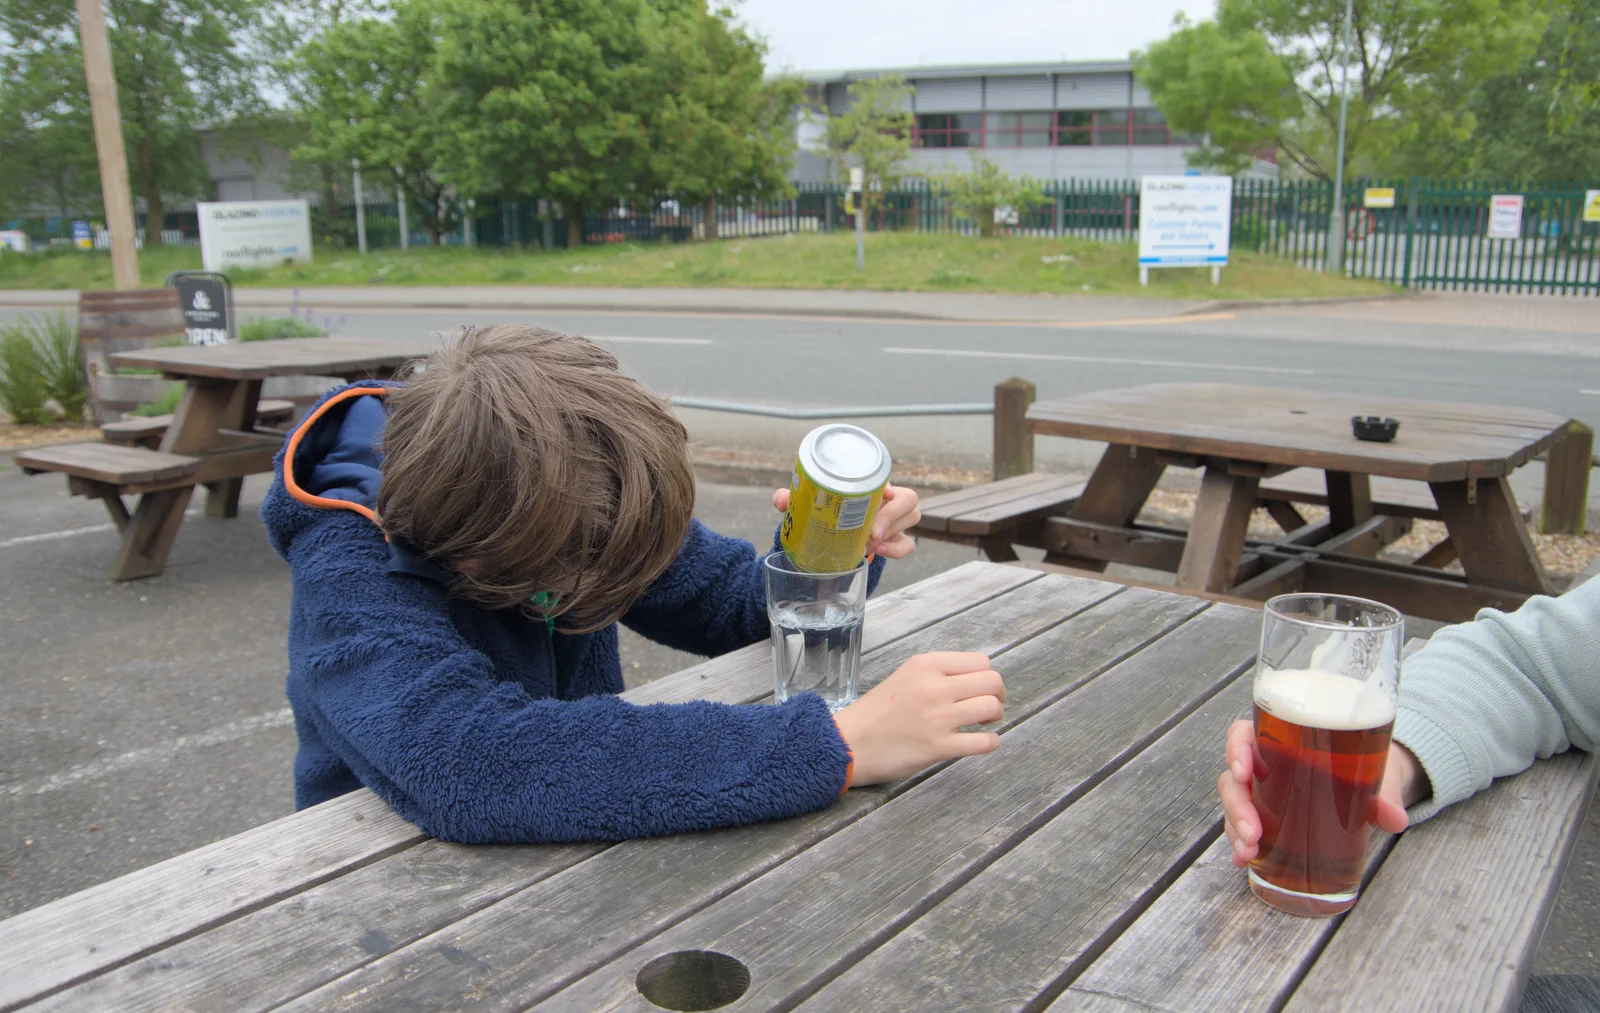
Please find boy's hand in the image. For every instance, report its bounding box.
[772,484,921,560]
[833,652,1005,787]
[1218,718,1422,867]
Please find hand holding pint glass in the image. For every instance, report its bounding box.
[1247,594,1402,917]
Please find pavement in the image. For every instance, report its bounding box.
[1,285,1598,974]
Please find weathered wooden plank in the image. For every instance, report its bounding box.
[15,442,200,485]
[1176,467,1261,592]
[266,587,1213,1013]
[0,791,425,1012]
[798,676,1257,1012]
[1010,561,1267,610]
[109,337,420,381]
[1432,477,1553,597]
[528,604,1262,1012]
[915,473,1066,532]
[1282,751,1599,1013]
[1056,833,1393,1013]
[624,561,1042,707]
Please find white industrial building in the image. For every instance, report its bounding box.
[793,59,1276,183]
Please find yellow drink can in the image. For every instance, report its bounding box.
[780,424,892,573]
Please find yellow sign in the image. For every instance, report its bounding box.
[1363,187,1396,210]
[1585,190,1600,223]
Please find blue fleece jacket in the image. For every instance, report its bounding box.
[261,383,884,844]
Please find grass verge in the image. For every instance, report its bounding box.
[0,232,1397,301]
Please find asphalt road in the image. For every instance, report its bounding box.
[2,298,1597,975]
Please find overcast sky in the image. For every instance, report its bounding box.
[737,0,1218,73]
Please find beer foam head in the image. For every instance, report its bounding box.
[1255,668,1396,730]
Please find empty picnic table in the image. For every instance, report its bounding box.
[15,337,423,581]
[1,561,1590,1013]
[1019,382,1574,623]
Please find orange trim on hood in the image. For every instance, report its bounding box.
[282,386,389,524]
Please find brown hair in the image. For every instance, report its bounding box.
[376,325,695,630]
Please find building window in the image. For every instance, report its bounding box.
[1132,108,1172,145]
[1055,110,1092,146]
[984,112,1052,148]
[1094,109,1131,146]
[916,113,980,148]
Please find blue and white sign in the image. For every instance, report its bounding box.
[1138,175,1232,282]
[72,220,92,249]
[196,199,313,272]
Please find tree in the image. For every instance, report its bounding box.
[292,7,460,245]
[428,0,657,247]
[0,0,270,246]
[813,75,914,217]
[1464,0,1600,180]
[0,26,99,228]
[643,2,803,239]
[1134,1,1544,181]
[929,152,1050,238]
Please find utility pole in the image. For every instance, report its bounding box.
[396,175,409,250]
[1328,0,1355,275]
[74,0,139,289]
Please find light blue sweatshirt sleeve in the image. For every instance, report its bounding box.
[1394,577,1600,823]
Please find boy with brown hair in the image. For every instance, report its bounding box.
[263,325,1006,843]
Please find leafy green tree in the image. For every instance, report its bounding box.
[428,0,657,247]
[0,0,270,245]
[643,2,803,239]
[1134,1,1544,180]
[929,152,1050,238]
[1465,0,1600,180]
[814,74,914,217]
[0,31,99,227]
[291,7,460,244]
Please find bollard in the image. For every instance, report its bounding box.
[992,377,1036,481]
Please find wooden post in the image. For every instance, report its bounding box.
[1541,421,1593,535]
[992,377,1036,481]
[75,0,139,289]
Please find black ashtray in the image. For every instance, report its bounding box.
[1352,416,1399,442]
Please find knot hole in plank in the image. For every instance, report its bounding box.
[636,950,752,1011]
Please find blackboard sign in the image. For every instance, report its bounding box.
[168,272,232,345]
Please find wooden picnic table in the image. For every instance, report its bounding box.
[1024,382,1574,623]
[2,562,1591,1013]
[20,337,422,582]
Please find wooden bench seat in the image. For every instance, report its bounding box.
[1255,467,1533,522]
[17,442,200,486]
[101,399,295,448]
[912,472,1087,560]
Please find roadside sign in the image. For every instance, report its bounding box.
[848,167,863,193]
[1138,174,1232,283]
[196,199,312,272]
[72,220,92,249]
[0,231,27,253]
[1363,187,1396,209]
[167,271,232,345]
[1585,190,1600,223]
[1488,194,1524,239]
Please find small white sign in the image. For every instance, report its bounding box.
[0,231,27,253]
[848,167,864,192]
[1139,175,1232,269]
[1488,194,1524,239]
[197,199,313,272]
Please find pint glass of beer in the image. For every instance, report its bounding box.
[1249,594,1402,917]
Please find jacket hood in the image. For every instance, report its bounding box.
[261,381,449,584]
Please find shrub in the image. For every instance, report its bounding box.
[239,315,327,341]
[30,313,87,422]
[133,381,185,418]
[0,326,50,424]
[928,153,1051,238]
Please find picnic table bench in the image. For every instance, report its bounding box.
[16,337,424,581]
[916,382,1580,623]
[0,562,1591,1012]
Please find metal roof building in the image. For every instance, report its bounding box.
[793,59,1275,182]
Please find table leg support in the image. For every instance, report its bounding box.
[1056,445,1167,572]
[206,379,263,519]
[1326,470,1377,556]
[1431,476,1553,596]
[1177,467,1261,592]
[111,487,196,582]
